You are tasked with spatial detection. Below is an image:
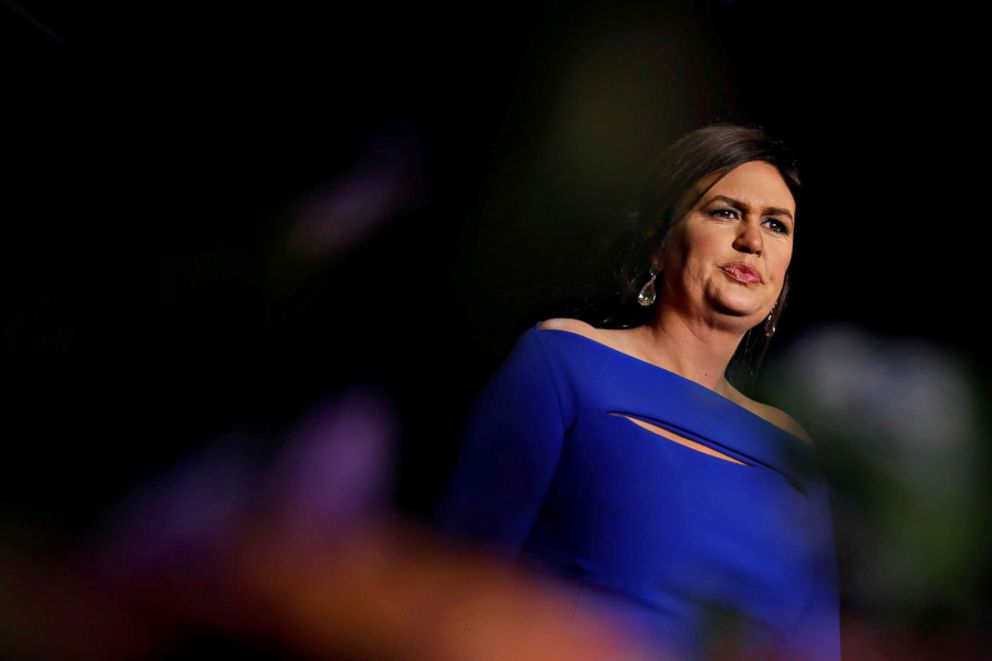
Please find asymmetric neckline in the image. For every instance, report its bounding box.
[533,321,809,447]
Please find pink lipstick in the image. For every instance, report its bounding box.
[720,263,762,284]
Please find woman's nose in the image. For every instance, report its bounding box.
[732,219,763,254]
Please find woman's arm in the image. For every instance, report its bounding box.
[433,328,569,562]
[783,471,842,660]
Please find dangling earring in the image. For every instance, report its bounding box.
[637,265,661,306]
[764,304,778,338]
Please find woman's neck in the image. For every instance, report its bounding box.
[635,314,743,395]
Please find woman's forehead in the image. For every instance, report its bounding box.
[698,162,795,212]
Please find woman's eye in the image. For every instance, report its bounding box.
[712,208,789,235]
[766,219,790,235]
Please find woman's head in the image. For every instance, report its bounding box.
[567,121,802,381]
[652,159,795,334]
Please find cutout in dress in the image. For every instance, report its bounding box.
[608,411,752,467]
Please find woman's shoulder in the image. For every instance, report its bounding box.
[536,317,634,355]
[538,318,815,447]
[537,318,630,346]
[736,394,816,447]
[771,408,816,447]
[720,379,815,446]
[536,317,599,336]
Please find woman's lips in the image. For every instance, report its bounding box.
[720,264,762,284]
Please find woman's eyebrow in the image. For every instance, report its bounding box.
[707,195,794,223]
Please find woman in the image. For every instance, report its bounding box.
[434,123,840,660]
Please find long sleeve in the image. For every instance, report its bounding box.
[433,328,569,561]
[783,471,842,660]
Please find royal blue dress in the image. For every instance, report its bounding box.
[434,321,841,660]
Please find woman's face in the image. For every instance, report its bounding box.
[657,160,795,329]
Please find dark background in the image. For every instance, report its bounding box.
[4,0,987,545]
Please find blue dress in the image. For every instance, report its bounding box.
[434,321,841,660]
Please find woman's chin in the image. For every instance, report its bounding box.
[707,293,765,318]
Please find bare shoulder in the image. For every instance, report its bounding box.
[540,318,817,447]
[725,385,815,447]
[537,318,601,338]
[760,403,816,447]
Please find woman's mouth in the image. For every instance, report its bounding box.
[720,264,762,284]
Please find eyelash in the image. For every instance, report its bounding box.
[712,208,790,235]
